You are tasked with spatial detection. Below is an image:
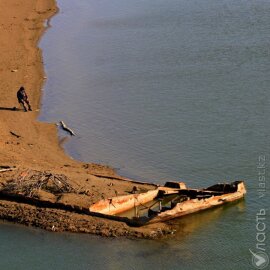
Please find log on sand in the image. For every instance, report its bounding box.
[0,166,17,173]
[59,121,75,136]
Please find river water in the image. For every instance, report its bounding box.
[1,0,269,269]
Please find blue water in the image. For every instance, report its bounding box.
[1,0,269,269]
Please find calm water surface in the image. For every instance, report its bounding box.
[1,0,269,269]
[40,0,269,184]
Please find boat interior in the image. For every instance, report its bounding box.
[117,181,242,220]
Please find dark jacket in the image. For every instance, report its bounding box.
[17,89,28,102]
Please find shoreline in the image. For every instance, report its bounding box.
[0,0,173,239]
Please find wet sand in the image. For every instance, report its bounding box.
[0,0,172,238]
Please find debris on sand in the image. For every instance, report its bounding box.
[1,170,76,197]
[59,121,75,136]
[10,131,21,138]
[0,165,17,173]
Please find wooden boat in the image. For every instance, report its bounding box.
[89,189,159,215]
[89,181,246,226]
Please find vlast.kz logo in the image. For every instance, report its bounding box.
[250,155,268,269]
[249,249,269,269]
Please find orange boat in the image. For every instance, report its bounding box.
[89,181,247,226]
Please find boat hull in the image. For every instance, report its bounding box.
[147,182,246,224]
[89,189,159,215]
[89,181,247,225]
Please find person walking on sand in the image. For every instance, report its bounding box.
[17,86,32,112]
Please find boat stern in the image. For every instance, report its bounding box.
[235,181,247,195]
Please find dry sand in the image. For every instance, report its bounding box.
[0,0,173,238]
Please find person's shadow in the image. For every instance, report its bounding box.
[0,107,23,111]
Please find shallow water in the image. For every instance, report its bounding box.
[1,0,269,269]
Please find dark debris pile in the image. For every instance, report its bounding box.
[1,170,76,197]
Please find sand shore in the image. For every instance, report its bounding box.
[0,0,173,238]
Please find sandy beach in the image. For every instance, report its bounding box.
[0,0,172,238]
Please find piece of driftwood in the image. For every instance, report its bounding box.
[59,121,75,136]
[93,174,158,187]
[10,131,21,138]
[0,166,17,173]
[0,168,16,173]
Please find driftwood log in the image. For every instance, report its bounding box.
[10,131,21,138]
[59,121,75,136]
[0,166,17,173]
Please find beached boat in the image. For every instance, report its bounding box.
[89,181,246,226]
